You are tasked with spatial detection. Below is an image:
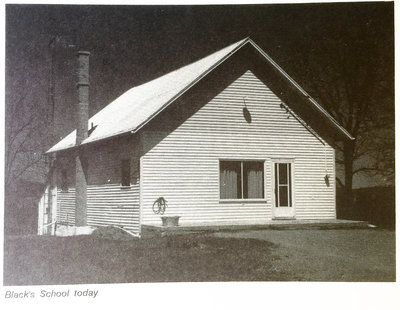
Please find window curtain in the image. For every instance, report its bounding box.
[220,162,241,199]
[244,162,264,198]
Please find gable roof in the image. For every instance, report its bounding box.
[47,38,353,153]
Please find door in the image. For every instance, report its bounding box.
[272,160,295,219]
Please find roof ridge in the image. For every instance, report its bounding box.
[129,38,249,91]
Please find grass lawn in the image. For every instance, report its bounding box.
[3,228,395,285]
[3,234,284,285]
[213,228,396,282]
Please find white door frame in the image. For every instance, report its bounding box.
[271,158,296,219]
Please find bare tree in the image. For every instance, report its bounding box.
[279,8,394,207]
[5,92,48,189]
[5,34,71,192]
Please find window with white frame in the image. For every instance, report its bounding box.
[220,160,264,199]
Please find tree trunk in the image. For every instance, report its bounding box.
[343,140,355,216]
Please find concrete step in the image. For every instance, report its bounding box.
[141,219,370,237]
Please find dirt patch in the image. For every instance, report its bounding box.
[91,226,137,240]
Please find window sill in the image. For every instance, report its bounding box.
[219,199,267,204]
[120,185,131,190]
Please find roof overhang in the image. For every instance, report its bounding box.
[47,38,353,154]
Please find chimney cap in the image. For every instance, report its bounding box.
[78,51,90,56]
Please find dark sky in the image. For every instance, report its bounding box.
[5,3,394,186]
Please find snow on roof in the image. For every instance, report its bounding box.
[47,37,353,153]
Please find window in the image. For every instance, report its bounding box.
[61,169,68,192]
[220,161,264,199]
[274,163,292,207]
[121,159,131,187]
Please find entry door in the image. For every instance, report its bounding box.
[272,160,295,219]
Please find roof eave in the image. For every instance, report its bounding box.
[247,39,354,141]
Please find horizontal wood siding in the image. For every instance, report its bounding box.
[57,188,75,225]
[141,70,336,225]
[55,136,141,234]
[57,184,140,233]
[86,184,140,232]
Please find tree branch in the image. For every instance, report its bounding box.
[336,177,344,188]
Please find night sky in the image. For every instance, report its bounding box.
[5,3,394,187]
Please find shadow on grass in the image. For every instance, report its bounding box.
[4,235,286,285]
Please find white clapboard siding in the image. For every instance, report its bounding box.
[86,183,140,233]
[56,138,141,234]
[141,70,336,225]
[57,188,76,225]
[57,183,140,234]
